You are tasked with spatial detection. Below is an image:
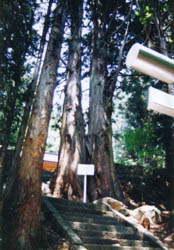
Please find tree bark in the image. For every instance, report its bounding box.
[154,0,174,211]
[51,0,86,200]
[87,0,123,201]
[0,71,22,198]
[3,0,54,201]
[3,2,67,249]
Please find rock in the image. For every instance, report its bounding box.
[42,181,52,195]
[129,205,161,229]
[93,197,124,211]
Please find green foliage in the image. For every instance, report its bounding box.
[135,5,155,26]
[121,120,165,169]
[0,0,40,148]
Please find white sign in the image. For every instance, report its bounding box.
[77,164,95,176]
[77,164,95,203]
[147,86,174,117]
[126,43,174,84]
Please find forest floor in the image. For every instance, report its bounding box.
[40,167,174,250]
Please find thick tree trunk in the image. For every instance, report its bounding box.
[51,0,86,200]
[88,57,123,201]
[3,0,54,201]
[87,0,123,201]
[3,2,67,249]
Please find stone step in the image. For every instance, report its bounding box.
[79,234,157,247]
[63,213,122,225]
[84,243,121,250]
[82,237,120,245]
[119,239,158,247]
[79,235,158,247]
[56,204,110,216]
[63,209,114,218]
[68,221,135,234]
[47,197,97,210]
[47,197,107,215]
[84,244,162,250]
[74,229,141,240]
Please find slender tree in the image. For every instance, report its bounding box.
[3,1,67,249]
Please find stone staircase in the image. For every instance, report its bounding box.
[42,196,169,250]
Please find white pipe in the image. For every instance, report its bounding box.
[83,175,87,203]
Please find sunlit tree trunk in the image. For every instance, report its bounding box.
[87,0,123,201]
[3,0,54,201]
[3,2,67,249]
[51,0,86,200]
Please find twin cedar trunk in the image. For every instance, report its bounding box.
[51,0,123,202]
[3,2,67,249]
[87,2,123,201]
[51,0,86,200]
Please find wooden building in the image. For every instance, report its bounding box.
[43,153,58,172]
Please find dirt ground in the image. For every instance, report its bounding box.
[150,210,174,250]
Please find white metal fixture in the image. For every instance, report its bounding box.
[126,43,174,84]
[147,86,174,117]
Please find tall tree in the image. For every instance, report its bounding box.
[4,0,54,201]
[3,1,67,249]
[87,0,128,201]
[51,0,86,200]
[0,0,39,197]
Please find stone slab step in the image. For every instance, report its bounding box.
[68,221,135,234]
[81,236,157,247]
[47,197,97,210]
[74,229,141,240]
[118,239,159,247]
[63,213,122,225]
[47,196,111,213]
[83,237,120,245]
[60,207,105,217]
[59,207,113,217]
[85,243,121,250]
[48,198,107,215]
[84,244,162,250]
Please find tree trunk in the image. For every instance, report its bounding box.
[154,0,174,211]
[3,2,67,249]
[0,73,21,198]
[87,0,123,201]
[3,0,54,201]
[51,0,86,200]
